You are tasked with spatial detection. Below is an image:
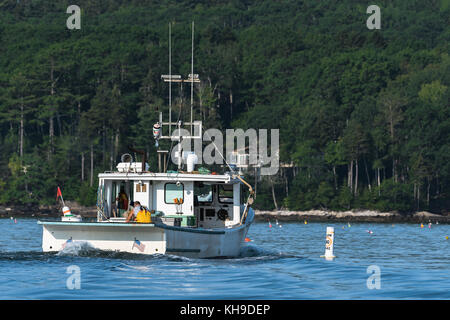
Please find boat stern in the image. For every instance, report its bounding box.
[39,221,166,255]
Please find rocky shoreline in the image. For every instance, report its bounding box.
[1,202,449,224]
[254,209,450,224]
[0,201,97,218]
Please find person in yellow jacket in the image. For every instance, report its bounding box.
[125,201,152,223]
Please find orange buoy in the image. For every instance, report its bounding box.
[245,237,251,242]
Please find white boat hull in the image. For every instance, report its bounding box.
[162,223,250,258]
[40,222,167,254]
[38,209,254,258]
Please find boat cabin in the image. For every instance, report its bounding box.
[97,165,245,229]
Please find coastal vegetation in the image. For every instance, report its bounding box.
[0,0,449,214]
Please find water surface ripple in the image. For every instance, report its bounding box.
[0,218,448,299]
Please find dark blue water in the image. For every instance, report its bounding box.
[0,217,449,299]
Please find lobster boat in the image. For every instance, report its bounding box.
[38,164,255,258]
[38,24,255,258]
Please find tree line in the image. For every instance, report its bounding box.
[0,0,449,213]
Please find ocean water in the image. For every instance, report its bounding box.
[0,217,449,299]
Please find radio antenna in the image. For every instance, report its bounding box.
[169,22,172,137]
[190,21,194,136]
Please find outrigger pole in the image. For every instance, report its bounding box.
[233,174,255,225]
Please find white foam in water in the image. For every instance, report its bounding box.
[239,244,265,257]
[238,243,289,260]
[128,265,159,272]
[57,241,97,256]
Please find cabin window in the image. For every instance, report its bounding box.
[218,184,233,203]
[194,183,213,203]
[164,183,184,204]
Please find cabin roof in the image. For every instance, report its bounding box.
[98,172,239,183]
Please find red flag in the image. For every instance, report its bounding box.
[56,187,62,201]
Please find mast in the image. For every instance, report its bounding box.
[190,21,194,136]
[159,22,201,171]
[169,22,172,137]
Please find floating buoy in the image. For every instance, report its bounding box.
[445,236,448,240]
[347,222,351,228]
[420,223,424,228]
[152,122,161,147]
[320,227,336,261]
[62,206,72,216]
[244,237,251,242]
[304,220,308,225]
[14,218,17,224]
[268,220,272,228]
[10,217,13,220]
[366,230,373,234]
[276,219,279,225]
[428,223,432,229]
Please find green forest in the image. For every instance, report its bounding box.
[0,0,449,214]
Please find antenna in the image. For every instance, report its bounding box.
[159,22,202,147]
[169,22,172,137]
[190,21,194,136]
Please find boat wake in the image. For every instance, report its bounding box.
[57,241,98,257]
[234,243,298,262]
[0,250,53,262]
[56,242,162,260]
[0,243,296,263]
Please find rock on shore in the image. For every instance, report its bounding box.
[254,209,450,223]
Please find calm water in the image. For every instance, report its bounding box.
[0,217,449,299]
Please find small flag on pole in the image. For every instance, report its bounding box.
[56,186,65,207]
[61,238,72,250]
[56,187,62,201]
[132,239,146,252]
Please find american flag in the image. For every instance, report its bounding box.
[61,238,72,249]
[132,239,146,252]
